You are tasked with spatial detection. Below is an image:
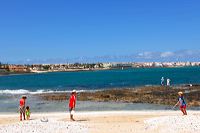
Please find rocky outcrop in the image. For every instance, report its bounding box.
[36,85,200,107]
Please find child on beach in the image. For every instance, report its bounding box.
[25,106,31,120]
[174,91,187,115]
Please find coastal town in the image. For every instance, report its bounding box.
[0,61,200,74]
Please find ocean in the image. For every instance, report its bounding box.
[1,67,200,93]
[0,67,200,112]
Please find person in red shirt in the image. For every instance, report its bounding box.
[19,95,27,121]
[69,90,77,121]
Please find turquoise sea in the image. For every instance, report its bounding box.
[0,67,200,93]
[0,67,200,112]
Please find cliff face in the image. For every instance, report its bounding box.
[36,86,200,107]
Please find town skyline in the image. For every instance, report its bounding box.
[1,61,200,76]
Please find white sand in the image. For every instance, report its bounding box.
[0,119,88,133]
[0,111,200,133]
[145,115,200,133]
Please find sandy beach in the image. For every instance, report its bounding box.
[1,111,200,133]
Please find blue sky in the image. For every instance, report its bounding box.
[0,0,200,63]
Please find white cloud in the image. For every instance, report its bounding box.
[138,52,153,59]
[160,52,174,58]
[10,50,200,64]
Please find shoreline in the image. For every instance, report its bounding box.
[0,110,199,115]
[0,72,35,76]
[1,85,200,113]
[0,68,112,76]
[1,66,199,76]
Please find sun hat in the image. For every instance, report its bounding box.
[72,90,77,93]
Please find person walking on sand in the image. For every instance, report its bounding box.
[69,90,77,121]
[173,91,187,115]
[19,95,27,121]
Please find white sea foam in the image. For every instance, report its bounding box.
[0,89,91,95]
[0,89,30,94]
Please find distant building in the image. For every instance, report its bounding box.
[103,63,112,68]
[0,64,9,72]
[8,65,28,72]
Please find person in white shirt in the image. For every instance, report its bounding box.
[167,78,171,86]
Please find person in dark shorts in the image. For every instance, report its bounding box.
[68,90,77,121]
[173,91,187,115]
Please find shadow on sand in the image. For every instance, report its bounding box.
[75,119,88,122]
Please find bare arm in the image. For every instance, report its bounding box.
[172,101,179,109]
[175,101,179,106]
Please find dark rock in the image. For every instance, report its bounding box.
[35,86,200,107]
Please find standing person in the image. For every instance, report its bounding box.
[173,92,187,115]
[69,90,77,121]
[25,106,31,120]
[161,77,164,86]
[167,78,171,86]
[19,95,27,121]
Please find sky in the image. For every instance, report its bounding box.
[0,0,200,63]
